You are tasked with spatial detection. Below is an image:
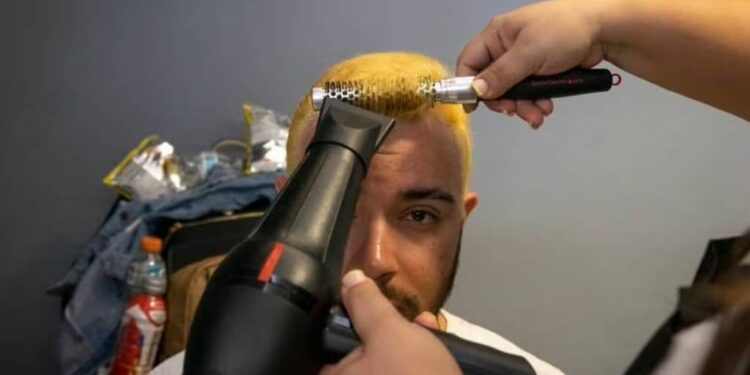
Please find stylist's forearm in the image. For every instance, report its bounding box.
[598,0,750,121]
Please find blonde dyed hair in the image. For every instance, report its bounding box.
[287,52,472,192]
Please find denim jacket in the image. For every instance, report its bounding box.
[48,172,276,375]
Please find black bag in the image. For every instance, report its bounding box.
[163,199,270,275]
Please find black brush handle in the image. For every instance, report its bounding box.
[498,68,614,100]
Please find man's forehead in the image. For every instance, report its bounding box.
[301,109,457,154]
[377,114,453,151]
[364,117,464,197]
[299,110,463,193]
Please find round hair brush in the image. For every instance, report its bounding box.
[311,68,620,111]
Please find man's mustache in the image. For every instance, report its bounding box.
[378,283,422,321]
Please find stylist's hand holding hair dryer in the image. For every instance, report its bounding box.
[458,0,750,129]
[319,270,461,375]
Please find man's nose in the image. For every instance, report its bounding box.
[346,217,398,285]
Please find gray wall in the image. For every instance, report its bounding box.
[2,1,749,374]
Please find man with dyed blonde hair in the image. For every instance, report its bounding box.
[151,52,562,375]
[288,52,562,375]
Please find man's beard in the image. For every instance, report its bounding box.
[377,232,462,321]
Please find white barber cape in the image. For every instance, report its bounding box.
[149,310,564,375]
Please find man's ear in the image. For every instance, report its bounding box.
[463,192,479,219]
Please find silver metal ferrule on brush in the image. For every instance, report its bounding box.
[430,76,478,105]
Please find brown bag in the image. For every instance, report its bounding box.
[160,254,227,360]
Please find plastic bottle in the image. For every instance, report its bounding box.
[125,236,166,295]
[109,236,168,375]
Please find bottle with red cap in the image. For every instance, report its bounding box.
[109,236,167,375]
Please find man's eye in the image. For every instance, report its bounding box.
[405,210,436,224]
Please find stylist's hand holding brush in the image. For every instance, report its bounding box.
[458,0,750,129]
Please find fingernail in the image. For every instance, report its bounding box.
[472,79,488,97]
[342,269,367,292]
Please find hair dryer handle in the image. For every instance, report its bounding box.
[321,306,537,375]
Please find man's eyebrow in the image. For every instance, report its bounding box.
[400,188,456,204]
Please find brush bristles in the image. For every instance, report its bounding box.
[321,76,434,118]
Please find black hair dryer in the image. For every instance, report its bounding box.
[184,99,536,375]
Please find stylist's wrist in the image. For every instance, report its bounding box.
[582,0,635,66]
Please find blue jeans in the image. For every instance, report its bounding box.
[48,172,276,375]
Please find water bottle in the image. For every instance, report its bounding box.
[125,236,166,295]
[110,236,168,375]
